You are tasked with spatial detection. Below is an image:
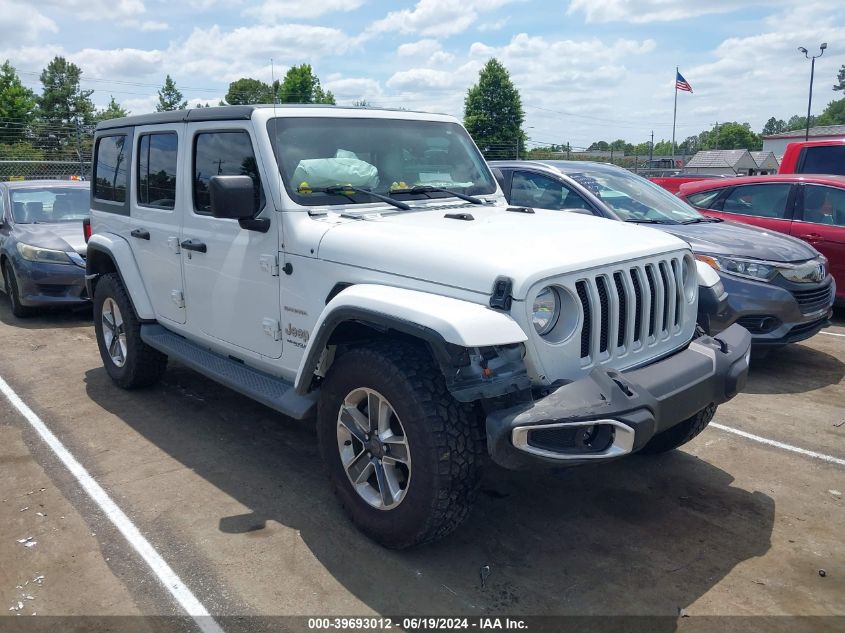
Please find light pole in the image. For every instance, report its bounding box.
[798,43,827,141]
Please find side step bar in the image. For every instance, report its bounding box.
[140,324,317,420]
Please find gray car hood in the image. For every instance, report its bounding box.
[660,220,818,263]
[14,222,87,256]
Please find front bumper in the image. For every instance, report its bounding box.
[11,256,88,307]
[486,323,751,469]
[700,274,834,347]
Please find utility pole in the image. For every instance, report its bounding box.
[649,130,654,162]
[798,43,827,141]
[74,116,85,179]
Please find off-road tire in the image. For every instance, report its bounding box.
[3,261,36,318]
[316,341,485,549]
[93,273,167,389]
[639,403,717,454]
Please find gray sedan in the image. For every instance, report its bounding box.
[490,160,834,349]
[0,180,90,317]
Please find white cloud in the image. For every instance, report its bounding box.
[40,0,146,20]
[322,76,383,103]
[397,39,442,58]
[246,0,365,21]
[565,0,797,24]
[169,23,356,81]
[137,20,170,31]
[478,18,509,32]
[0,3,57,45]
[367,0,517,38]
[69,48,165,79]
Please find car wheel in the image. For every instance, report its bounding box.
[316,341,485,548]
[3,261,36,318]
[93,273,167,389]
[638,403,716,454]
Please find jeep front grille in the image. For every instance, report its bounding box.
[576,256,686,364]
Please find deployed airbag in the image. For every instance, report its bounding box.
[292,150,379,188]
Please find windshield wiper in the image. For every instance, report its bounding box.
[624,218,672,224]
[389,185,483,205]
[301,185,410,211]
[680,217,723,224]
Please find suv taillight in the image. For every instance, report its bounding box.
[82,218,92,243]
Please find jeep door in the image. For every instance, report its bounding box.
[180,123,283,359]
[129,125,186,324]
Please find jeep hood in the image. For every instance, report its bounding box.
[316,206,688,299]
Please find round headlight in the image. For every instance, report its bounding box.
[532,286,560,336]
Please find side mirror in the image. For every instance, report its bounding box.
[209,175,256,221]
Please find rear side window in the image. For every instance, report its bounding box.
[801,184,845,227]
[193,131,263,215]
[94,135,129,203]
[686,189,723,209]
[720,184,793,219]
[799,146,845,176]
[137,133,178,209]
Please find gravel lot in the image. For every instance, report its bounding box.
[1,301,843,631]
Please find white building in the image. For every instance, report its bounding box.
[749,151,779,174]
[684,150,758,175]
[762,124,845,158]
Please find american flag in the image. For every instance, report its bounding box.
[676,71,693,93]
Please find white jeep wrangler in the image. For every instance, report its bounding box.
[86,105,751,548]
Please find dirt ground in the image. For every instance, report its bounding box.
[1,300,843,632]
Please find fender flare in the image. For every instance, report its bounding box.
[85,233,155,320]
[294,284,528,394]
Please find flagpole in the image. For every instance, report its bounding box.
[671,66,678,159]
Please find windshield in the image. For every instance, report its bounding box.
[565,169,703,223]
[267,117,496,207]
[10,187,90,224]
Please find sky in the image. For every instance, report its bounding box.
[3,0,845,150]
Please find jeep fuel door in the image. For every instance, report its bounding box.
[181,123,283,358]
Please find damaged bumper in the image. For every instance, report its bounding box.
[486,323,751,469]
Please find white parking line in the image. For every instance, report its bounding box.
[0,375,224,633]
[820,331,845,338]
[711,422,845,467]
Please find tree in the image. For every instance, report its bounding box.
[277,64,335,104]
[464,59,525,159]
[587,141,610,151]
[786,114,807,131]
[816,98,845,126]
[38,56,95,126]
[94,96,128,123]
[0,61,37,143]
[225,77,274,105]
[834,64,845,92]
[762,117,787,136]
[156,75,187,112]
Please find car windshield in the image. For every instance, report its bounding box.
[10,187,89,224]
[564,168,703,223]
[267,117,496,207]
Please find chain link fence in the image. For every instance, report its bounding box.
[0,160,91,182]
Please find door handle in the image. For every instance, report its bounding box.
[180,239,207,253]
[130,228,150,240]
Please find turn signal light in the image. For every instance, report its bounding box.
[82,218,92,243]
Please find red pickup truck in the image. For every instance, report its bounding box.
[779,139,845,175]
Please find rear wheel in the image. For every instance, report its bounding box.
[639,403,716,454]
[93,273,167,389]
[316,342,484,548]
[3,261,36,318]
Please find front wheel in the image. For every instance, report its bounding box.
[93,273,167,389]
[639,403,716,454]
[3,261,36,318]
[316,342,484,548]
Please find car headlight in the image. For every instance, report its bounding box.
[532,286,560,336]
[16,242,73,264]
[695,254,777,282]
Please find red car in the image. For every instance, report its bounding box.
[678,174,844,304]
[778,139,845,175]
